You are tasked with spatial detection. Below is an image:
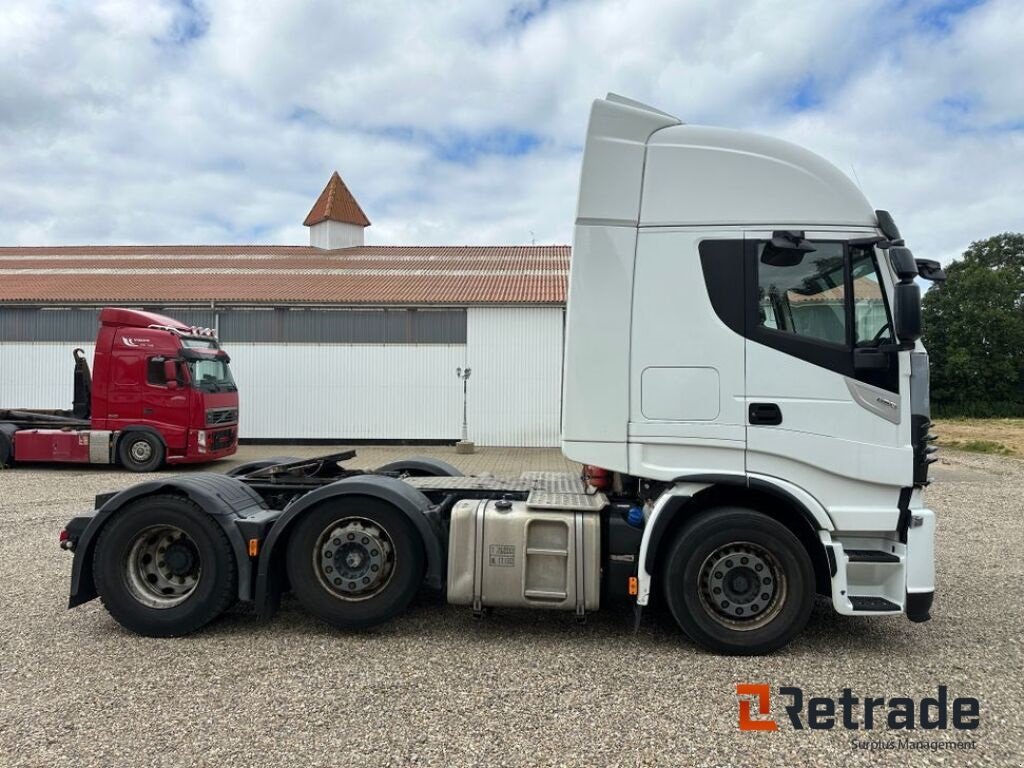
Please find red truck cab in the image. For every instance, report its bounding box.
[0,307,239,471]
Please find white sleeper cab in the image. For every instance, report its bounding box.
[60,94,941,655]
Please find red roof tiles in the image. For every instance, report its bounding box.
[303,172,371,227]
[0,245,570,306]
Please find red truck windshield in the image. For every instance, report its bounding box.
[186,358,236,392]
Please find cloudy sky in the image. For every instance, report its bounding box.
[1,0,1020,264]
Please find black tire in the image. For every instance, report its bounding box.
[93,495,238,637]
[118,431,165,472]
[662,508,815,655]
[286,497,425,630]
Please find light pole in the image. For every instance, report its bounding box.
[455,366,474,454]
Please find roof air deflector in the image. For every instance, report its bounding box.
[605,93,681,122]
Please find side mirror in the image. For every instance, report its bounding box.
[916,258,947,283]
[894,282,922,343]
[164,360,179,389]
[888,246,918,281]
[875,209,901,241]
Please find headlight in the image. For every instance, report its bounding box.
[197,430,207,453]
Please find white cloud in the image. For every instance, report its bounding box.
[0,0,1020,264]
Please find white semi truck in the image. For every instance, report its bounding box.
[60,95,943,654]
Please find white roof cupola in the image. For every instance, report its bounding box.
[303,171,371,249]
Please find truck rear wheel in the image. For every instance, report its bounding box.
[93,496,238,636]
[118,432,164,472]
[662,508,814,655]
[285,498,424,630]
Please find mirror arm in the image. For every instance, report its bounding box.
[849,235,886,247]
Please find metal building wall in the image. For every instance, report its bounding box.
[0,307,464,344]
[0,307,565,446]
[0,343,97,411]
[0,307,101,341]
[465,307,564,447]
[229,344,465,441]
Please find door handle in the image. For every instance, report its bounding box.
[143,407,154,415]
[749,402,782,425]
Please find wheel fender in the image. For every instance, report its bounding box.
[638,475,831,607]
[69,473,266,608]
[254,475,442,618]
[374,456,463,477]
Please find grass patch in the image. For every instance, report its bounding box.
[943,439,1014,455]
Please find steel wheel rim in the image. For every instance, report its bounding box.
[123,525,201,608]
[313,517,395,601]
[129,440,153,463]
[697,541,787,631]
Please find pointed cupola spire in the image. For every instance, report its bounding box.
[304,171,370,249]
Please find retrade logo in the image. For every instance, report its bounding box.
[735,684,980,732]
[737,684,777,731]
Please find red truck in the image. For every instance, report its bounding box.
[0,307,239,472]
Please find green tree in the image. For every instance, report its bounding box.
[922,233,1024,416]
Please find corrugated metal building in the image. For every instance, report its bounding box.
[0,174,569,447]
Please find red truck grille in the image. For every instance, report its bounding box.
[210,428,236,450]
[206,408,238,426]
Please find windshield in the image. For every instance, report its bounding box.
[186,358,236,392]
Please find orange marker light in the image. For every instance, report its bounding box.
[628,577,638,596]
[248,539,260,557]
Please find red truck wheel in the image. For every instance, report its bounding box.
[118,432,164,472]
[93,496,237,636]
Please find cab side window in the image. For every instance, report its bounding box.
[851,248,893,346]
[146,358,167,386]
[756,242,846,345]
[699,237,899,393]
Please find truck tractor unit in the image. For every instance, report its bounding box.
[61,96,943,654]
[3,307,238,472]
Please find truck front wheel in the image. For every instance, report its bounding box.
[285,498,425,630]
[92,496,238,636]
[118,432,164,472]
[662,508,815,655]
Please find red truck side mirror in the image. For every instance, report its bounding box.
[164,360,179,390]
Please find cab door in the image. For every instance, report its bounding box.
[140,356,189,453]
[742,230,912,529]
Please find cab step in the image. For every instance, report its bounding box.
[849,595,900,612]
[845,549,900,564]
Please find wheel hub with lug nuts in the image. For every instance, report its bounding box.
[698,542,786,630]
[124,525,201,609]
[315,518,394,601]
[129,440,153,463]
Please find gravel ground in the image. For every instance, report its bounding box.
[1,445,1022,767]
